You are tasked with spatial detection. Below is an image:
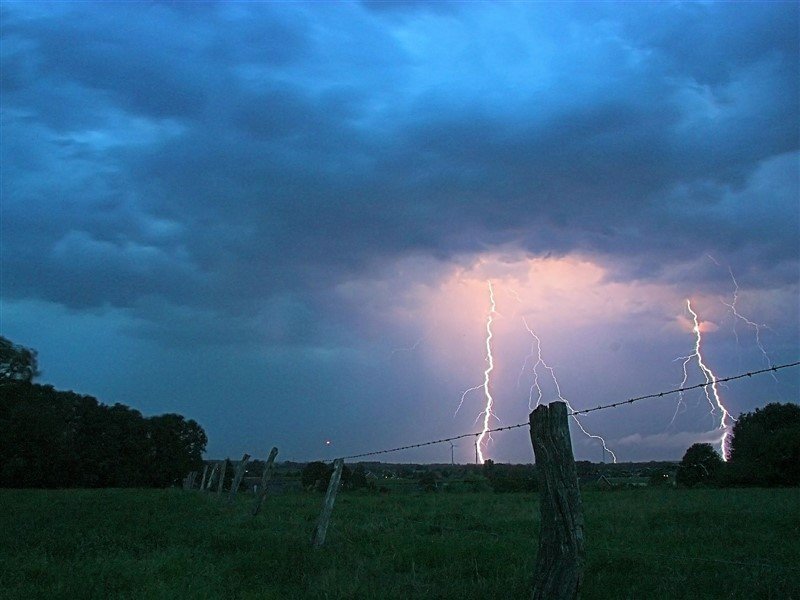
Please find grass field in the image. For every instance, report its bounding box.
[1,487,798,599]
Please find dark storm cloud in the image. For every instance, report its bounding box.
[2,2,797,340]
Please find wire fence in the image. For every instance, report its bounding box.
[336,361,800,461]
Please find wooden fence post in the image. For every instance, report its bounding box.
[311,458,344,548]
[199,464,210,490]
[252,447,279,516]
[529,401,585,600]
[228,453,251,504]
[205,462,220,491]
[217,459,228,496]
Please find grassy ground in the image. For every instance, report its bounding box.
[0,487,798,599]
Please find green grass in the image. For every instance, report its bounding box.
[1,487,798,599]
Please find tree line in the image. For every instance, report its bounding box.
[0,336,206,488]
[677,402,800,488]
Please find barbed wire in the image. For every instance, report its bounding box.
[335,361,799,461]
[339,421,529,460]
[570,362,799,415]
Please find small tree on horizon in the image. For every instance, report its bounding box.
[676,443,723,487]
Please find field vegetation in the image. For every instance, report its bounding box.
[1,486,798,599]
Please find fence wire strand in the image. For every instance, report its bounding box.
[571,362,799,415]
[335,361,799,461]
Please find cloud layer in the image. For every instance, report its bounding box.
[2,2,797,462]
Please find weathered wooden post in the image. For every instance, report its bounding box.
[205,462,220,491]
[217,459,228,496]
[228,453,251,504]
[311,458,344,548]
[199,464,210,490]
[529,401,585,600]
[252,447,279,516]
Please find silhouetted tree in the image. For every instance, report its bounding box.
[676,443,722,487]
[301,461,350,491]
[301,461,330,490]
[0,385,72,487]
[147,414,207,487]
[726,402,800,486]
[348,464,367,490]
[0,337,207,489]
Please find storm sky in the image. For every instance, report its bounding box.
[2,2,798,464]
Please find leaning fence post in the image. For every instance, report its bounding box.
[252,447,279,516]
[529,401,585,600]
[199,464,210,490]
[311,458,344,548]
[217,459,228,496]
[228,453,251,504]
[205,462,220,491]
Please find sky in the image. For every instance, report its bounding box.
[1,1,798,465]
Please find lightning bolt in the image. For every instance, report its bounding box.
[521,317,618,463]
[456,281,498,463]
[675,299,735,460]
[708,256,776,379]
[475,281,497,463]
[722,268,776,379]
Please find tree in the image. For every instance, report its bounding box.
[0,344,208,489]
[0,386,73,487]
[301,461,330,490]
[0,336,39,383]
[727,402,800,486]
[676,443,722,487]
[348,464,367,490]
[146,414,207,487]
